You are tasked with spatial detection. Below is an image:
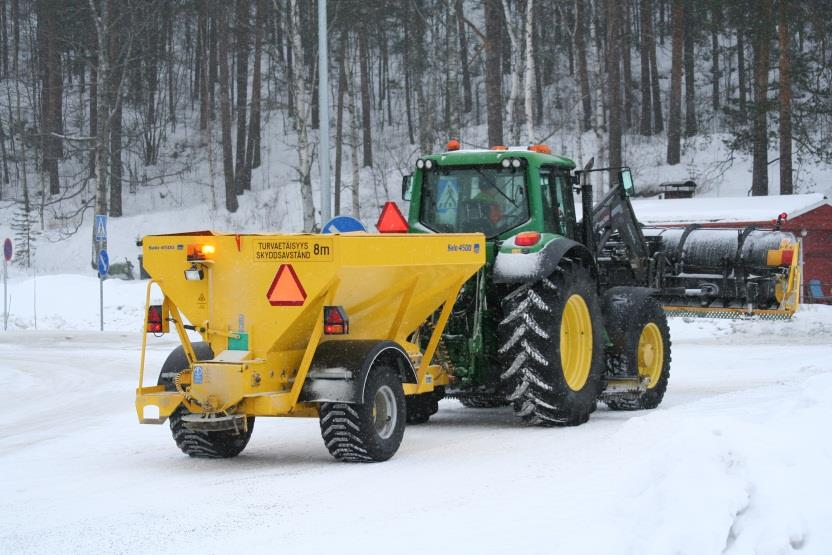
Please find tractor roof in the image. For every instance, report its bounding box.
[424,147,576,170]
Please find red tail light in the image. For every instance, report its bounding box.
[781,249,794,266]
[515,231,541,247]
[147,305,164,333]
[323,306,349,335]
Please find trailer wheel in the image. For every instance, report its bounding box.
[498,262,604,426]
[319,364,406,462]
[601,289,672,410]
[158,343,254,458]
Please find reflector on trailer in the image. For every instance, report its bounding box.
[267,264,307,306]
[323,306,350,335]
[376,202,409,233]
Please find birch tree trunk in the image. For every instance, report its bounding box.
[523,0,535,143]
[89,0,109,216]
[501,0,522,144]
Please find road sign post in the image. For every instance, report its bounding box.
[3,238,11,331]
[98,250,109,331]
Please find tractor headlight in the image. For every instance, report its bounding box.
[511,158,522,169]
[416,159,425,169]
[501,158,511,168]
[424,159,434,170]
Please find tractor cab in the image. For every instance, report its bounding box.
[405,143,579,242]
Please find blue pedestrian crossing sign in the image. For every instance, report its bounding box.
[95,214,108,242]
[97,250,109,278]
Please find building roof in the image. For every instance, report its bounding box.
[631,194,830,225]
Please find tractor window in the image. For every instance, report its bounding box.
[419,166,529,238]
[553,173,576,238]
[540,169,575,238]
[539,170,561,234]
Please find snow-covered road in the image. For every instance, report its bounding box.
[1,309,831,554]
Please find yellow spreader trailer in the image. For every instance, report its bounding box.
[136,231,485,462]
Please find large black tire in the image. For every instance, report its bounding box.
[406,387,444,424]
[158,343,255,458]
[498,262,605,426]
[320,364,406,462]
[601,288,672,410]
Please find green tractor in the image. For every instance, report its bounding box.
[400,143,672,426]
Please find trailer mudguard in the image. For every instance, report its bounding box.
[299,340,417,404]
[493,237,596,284]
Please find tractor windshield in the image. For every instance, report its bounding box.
[419,166,529,238]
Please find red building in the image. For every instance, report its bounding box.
[632,194,832,303]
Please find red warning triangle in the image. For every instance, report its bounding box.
[267,264,307,306]
[376,201,410,233]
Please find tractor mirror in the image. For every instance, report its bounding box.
[402,174,412,201]
[619,169,635,197]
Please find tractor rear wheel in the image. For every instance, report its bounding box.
[320,364,406,462]
[498,262,604,426]
[158,343,254,458]
[601,288,671,410]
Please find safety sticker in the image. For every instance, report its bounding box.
[253,239,333,262]
[193,365,204,384]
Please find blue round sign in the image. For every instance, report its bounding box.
[322,215,367,234]
[3,238,11,262]
[97,250,109,277]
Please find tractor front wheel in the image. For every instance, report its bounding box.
[320,364,406,462]
[601,288,672,411]
[498,262,604,426]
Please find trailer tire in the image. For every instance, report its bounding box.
[498,262,604,426]
[320,364,406,462]
[158,343,255,458]
[602,290,671,411]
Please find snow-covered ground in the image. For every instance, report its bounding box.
[1,276,830,553]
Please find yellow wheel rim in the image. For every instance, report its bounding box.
[560,294,593,391]
[638,323,664,389]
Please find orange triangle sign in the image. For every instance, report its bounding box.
[267,264,307,306]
